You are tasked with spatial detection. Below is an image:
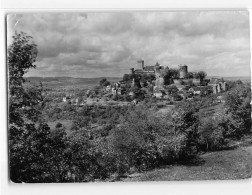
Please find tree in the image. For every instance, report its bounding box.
[197,71,207,81]
[71,116,91,131]
[122,74,132,83]
[193,72,200,79]
[8,32,58,183]
[130,85,145,100]
[200,86,213,97]
[8,32,37,89]
[157,67,170,85]
[198,118,226,151]
[223,83,251,137]
[99,78,110,87]
[169,68,179,79]
[170,104,200,158]
[8,32,39,182]
[55,122,64,129]
[172,93,183,101]
[93,86,101,95]
[187,72,194,79]
[165,85,178,95]
[8,32,38,127]
[141,74,155,83]
[46,124,70,182]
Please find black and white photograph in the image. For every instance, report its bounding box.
[7,11,252,183]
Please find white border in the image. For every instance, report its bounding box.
[1,0,252,9]
[1,1,252,195]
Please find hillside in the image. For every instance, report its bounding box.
[24,77,122,89]
[123,145,252,181]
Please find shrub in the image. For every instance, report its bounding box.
[198,118,227,151]
[110,106,200,173]
[100,78,110,87]
[223,84,251,138]
[156,102,166,108]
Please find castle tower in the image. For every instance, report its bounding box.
[130,68,135,74]
[179,65,188,79]
[154,62,164,89]
[154,62,161,74]
[137,59,144,70]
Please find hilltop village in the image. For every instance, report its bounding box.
[63,60,227,105]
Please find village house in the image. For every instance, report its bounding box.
[188,87,201,95]
[62,96,71,102]
[208,78,227,94]
[216,95,225,103]
[106,85,112,92]
[153,88,165,98]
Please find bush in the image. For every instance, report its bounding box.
[110,106,200,172]
[198,118,227,151]
[99,78,110,87]
[223,84,251,138]
[156,102,166,108]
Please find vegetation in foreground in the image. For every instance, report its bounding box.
[8,32,252,183]
[123,145,252,181]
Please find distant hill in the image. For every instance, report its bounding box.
[207,76,251,83]
[24,77,122,89]
[222,76,250,83]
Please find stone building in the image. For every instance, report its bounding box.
[153,86,164,98]
[154,62,166,89]
[129,60,220,98]
[131,60,155,74]
[179,65,188,79]
[63,96,71,102]
[208,78,227,94]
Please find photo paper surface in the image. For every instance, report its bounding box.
[7,11,252,183]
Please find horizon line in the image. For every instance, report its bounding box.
[24,75,251,79]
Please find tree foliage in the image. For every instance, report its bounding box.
[165,85,179,95]
[8,32,47,182]
[122,74,133,83]
[223,83,251,137]
[8,32,37,88]
[99,78,110,87]
[187,72,194,79]
[197,71,207,80]
[168,68,179,79]
[111,106,200,173]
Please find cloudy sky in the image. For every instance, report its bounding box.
[7,11,250,78]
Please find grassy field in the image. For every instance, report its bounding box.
[122,146,252,181]
[155,105,175,116]
[47,120,73,134]
[198,102,225,119]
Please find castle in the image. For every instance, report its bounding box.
[130,60,227,95]
[62,59,228,104]
[131,60,168,89]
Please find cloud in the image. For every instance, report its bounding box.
[7,11,250,77]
